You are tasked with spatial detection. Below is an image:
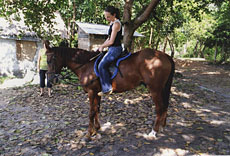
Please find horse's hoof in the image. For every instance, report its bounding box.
[85,133,91,138]
[84,133,92,142]
[95,125,101,131]
[91,131,97,136]
[159,126,164,133]
[144,129,157,140]
[91,133,102,140]
[100,122,111,132]
[86,129,97,138]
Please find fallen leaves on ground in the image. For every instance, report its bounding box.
[0,59,230,155]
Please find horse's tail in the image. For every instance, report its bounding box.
[162,55,175,108]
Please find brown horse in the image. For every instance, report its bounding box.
[45,42,175,139]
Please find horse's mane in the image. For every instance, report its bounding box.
[52,47,100,64]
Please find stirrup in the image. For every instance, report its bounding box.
[98,90,113,96]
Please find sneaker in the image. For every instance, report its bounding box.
[98,90,113,96]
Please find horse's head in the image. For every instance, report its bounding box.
[44,41,62,84]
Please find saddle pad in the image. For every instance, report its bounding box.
[94,52,131,79]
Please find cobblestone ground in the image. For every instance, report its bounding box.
[0,59,230,156]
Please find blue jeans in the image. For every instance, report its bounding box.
[98,46,122,93]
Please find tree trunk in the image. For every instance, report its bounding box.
[214,42,218,62]
[67,18,71,47]
[184,40,188,54]
[123,0,161,51]
[198,41,205,58]
[71,1,76,48]
[193,40,199,57]
[168,38,174,58]
[67,0,72,47]
[154,38,160,51]
[123,25,135,51]
[149,27,153,47]
[123,0,134,50]
[200,44,206,58]
[163,37,168,53]
[198,42,202,58]
[221,43,226,62]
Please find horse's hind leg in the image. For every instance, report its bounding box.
[149,90,168,137]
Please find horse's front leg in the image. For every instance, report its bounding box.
[87,91,101,136]
[94,94,101,131]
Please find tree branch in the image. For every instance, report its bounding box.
[152,10,163,23]
[134,0,160,29]
[123,0,134,25]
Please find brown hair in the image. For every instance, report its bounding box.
[105,6,120,19]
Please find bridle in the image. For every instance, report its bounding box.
[46,54,59,83]
[46,51,102,87]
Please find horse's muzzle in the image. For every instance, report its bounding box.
[47,74,59,85]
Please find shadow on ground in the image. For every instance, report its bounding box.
[0,59,230,156]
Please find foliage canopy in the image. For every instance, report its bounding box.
[0,0,229,61]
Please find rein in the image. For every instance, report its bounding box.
[55,68,99,87]
[49,52,103,87]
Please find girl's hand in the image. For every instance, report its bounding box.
[98,46,104,52]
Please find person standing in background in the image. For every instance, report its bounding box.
[37,40,52,97]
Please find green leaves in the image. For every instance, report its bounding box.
[1,0,229,60]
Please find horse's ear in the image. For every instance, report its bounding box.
[44,40,51,51]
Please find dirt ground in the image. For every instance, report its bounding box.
[0,59,230,156]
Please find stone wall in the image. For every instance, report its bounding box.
[0,38,42,77]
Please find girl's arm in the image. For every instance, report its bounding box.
[37,50,41,72]
[98,22,121,52]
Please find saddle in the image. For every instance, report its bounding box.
[94,50,131,79]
